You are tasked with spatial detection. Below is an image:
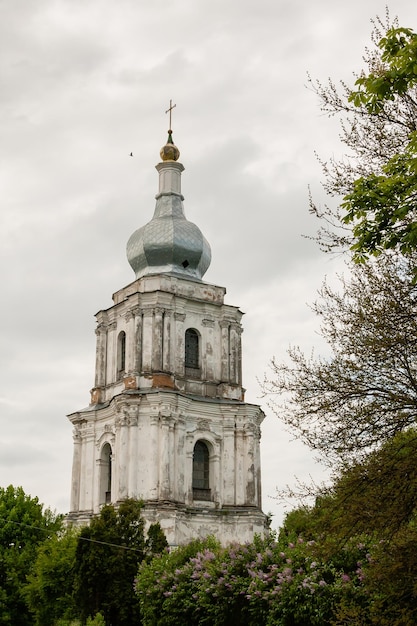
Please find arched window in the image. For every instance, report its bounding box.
[185,328,199,369]
[99,443,112,505]
[192,441,210,500]
[117,331,126,378]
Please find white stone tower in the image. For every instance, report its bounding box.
[67,121,267,545]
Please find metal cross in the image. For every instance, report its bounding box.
[165,99,176,131]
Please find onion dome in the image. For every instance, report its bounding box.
[160,130,180,162]
[126,132,211,281]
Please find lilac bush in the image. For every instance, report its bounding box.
[135,534,372,625]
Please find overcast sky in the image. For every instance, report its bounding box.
[1,0,415,529]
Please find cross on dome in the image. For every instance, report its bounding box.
[165,99,176,133]
[160,99,180,162]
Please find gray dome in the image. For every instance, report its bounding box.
[126,139,211,281]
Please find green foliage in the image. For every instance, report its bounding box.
[145,522,169,559]
[282,429,417,545]
[136,536,220,625]
[86,613,105,626]
[350,27,417,111]
[342,136,417,266]
[361,527,417,625]
[338,26,417,268]
[329,429,417,538]
[136,534,370,626]
[74,499,146,626]
[24,528,79,626]
[0,485,62,626]
[276,430,417,624]
[309,15,417,261]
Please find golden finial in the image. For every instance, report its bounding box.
[160,99,180,161]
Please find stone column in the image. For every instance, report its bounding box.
[220,321,230,382]
[174,312,186,376]
[82,426,96,512]
[229,324,238,384]
[152,307,164,371]
[128,408,139,498]
[254,420,263,508]
[134,310,143,374]
[202,318,215,380]
[175,414,186,502]
[185,433,194,505]
[211,445,221,504]
[125,309,136,374]
[229,323,242,385]
[70,423,82,512]
[94,323,108,388]
[162,311,172,372]
[148,413,159,499]
[234,418,245,505]
[141,309,153,372]
[222,421,236,505]
[244,422,257,506]
[159,413,171,499]
[116,411,129,500]
[237,326,243,387]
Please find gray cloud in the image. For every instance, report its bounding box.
[1,0,414,527]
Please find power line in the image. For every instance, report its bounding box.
[0,516,144,553]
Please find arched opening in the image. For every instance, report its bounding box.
[99,443,112,505]
[192,440,211,501]
[185,328,199,370]
[117,331,126,379]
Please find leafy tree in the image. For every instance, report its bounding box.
[86,614,105,626]
[74,499,146,626]
[0,485,62,626]
[309,13,417,261]
[24,528,79,626]
[360,526,417,625]
[281,428,417,545]
[144,521,168,559]
[342,26,417,265]
[263,251,417,466]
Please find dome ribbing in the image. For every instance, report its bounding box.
[126,133,211,281]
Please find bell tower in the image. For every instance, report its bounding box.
[67,116,267,545]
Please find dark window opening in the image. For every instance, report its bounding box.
[117,331,126,377]
[193,441,210,501]
[182,259,189,268]
[185,329,199,369]
[101,443,112,505]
